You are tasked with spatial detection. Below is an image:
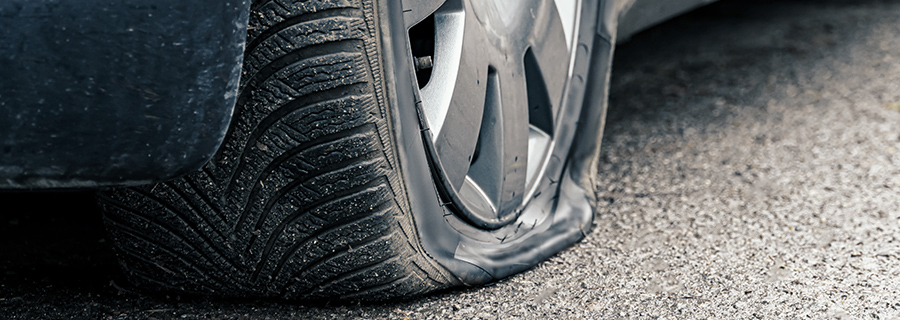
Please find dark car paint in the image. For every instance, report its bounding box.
[0,0,250,188]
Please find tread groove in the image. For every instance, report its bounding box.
[302,251,404,296]
[240,39,364,97]
[162,181,230,244]
[225,86,371,204]
[99,196,249,291]
[245,174,391,273]
[183,175,228,225]
[108,223,223,293]
[123,188,240,273]
[281,229,398,296]
[245,8,363,58]
[232,122,380,232]
[259,194,395,281]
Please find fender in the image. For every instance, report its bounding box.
[0,0,250,188]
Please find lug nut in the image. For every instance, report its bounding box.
[414,56,433,71]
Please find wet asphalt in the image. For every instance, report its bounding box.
[3,0,900,318]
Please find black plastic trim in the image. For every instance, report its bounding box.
[0,0,251,188]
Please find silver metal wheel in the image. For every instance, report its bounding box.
[406,0,583,229]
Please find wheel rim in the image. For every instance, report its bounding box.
[408,0,581,229]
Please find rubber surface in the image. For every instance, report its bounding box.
[99,0,458,301]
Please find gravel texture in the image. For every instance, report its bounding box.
[2,0,900,318]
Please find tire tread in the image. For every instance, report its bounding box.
[99,0,457,301]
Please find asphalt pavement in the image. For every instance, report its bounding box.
[3,0,900,318]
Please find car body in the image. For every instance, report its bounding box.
[0,0,249,188]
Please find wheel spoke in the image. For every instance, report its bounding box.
[418,0,464,139]
[403,0,448,28]
[463,68,504,214]
[492,60,530,216]
[553,0,581,50]
[527,0,570,127]
[425,1,493,190]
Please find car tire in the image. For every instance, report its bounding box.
[98,0,604,301]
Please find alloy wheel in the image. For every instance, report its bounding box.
[407,0,582,229]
